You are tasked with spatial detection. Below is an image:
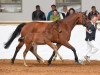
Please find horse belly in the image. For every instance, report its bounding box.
[33,34,46,45]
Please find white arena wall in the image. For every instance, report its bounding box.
[0,0,55,21]
[82,0,100,13]
[0,23,100,60]
[0,0,100,21]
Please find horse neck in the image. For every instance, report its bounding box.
[63,14,79,31]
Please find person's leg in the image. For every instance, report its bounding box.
[90,40,99,54]
[84,41,92,62]
[86,41,92,56]
[85,40,99,62]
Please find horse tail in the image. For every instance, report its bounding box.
[4,23,26,49]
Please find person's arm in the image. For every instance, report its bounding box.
[97,28,100,31]
[97,24,100,31]
[56,14,61,20]
[47,11,51,20]
[59,13,63,19]
[88,12,91,20]
[43,13,46,20]
[86,24,92,34]
[32,12,35,21]
[50,15,54,21]
[86,29,92,33]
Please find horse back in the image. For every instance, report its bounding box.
[21,22,49,37]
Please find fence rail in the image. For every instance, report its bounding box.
[0,21,53,24]
[0,20,100,24]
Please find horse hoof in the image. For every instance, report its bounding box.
[42,60,45,63]
[24,64,28,67]
[75,60,83,65]
[61,60,64,62]
[48,60,52,66]
[78,60,84,64]
[48,63,51,66]
[37,60,41,63]
[11,59,14,64]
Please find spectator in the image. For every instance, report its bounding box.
[50,10,60,21]
[67,8,75,16]
[97,14,100,20]
[60,5,68,19]
[47,4,57,20]
[88,6,99,20]
[32,5,46,21]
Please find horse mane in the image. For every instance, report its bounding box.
[50,12,79,26]
[63,13,78,22]
[47,12,80,33]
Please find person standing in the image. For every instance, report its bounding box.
[32,5,46,21]
[88,6,99,20]
[60,5,68,19]
[50,10,61,21]
[84,15,100,62]
[47,4,57,20]
[67,8,75,16]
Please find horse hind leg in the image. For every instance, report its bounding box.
[51,44,62,61]
[11,41,24,64]
[23,44,31,67]
[30,43,44,63]
[50,44,63,64]
[45,39,63,65]
[30,47,41,63]
[48,43,62,64]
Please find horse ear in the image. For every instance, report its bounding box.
[83,11,87,15]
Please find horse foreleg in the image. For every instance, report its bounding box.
[48,43,61,64]
[64,42,79,64]
[11,41,24,64]
[45,39,63,65]
[52,43,62,61]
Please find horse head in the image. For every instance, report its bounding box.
[77,11,90,27]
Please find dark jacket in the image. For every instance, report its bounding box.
[47,11,52,20]
[61,12,68,19]
[85,22,97,41]
[32,10,46,21]
[88,11,99,20]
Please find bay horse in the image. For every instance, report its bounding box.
[23,31,64,66]
[4,12,89,65]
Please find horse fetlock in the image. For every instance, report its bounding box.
[52,55,57,61]
[55,51,63,61]
[11,59,15,64]
[42,59,45,63]
[24,63,28,67]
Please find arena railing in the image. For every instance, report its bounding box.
[0,20,100,25]
[0,21,53,24]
